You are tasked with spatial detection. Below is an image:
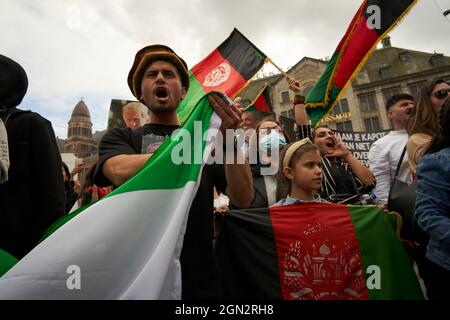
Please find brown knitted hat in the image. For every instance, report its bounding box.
[127,44,189,99]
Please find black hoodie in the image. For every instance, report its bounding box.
[0,54,65,259]
[0,54,28,111]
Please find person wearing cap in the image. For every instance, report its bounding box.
[0,54,66,259]
[93,45,253,299]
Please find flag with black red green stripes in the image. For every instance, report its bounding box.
[246,84,273,113]
[177,28,267,123]
[305,0,417,127]
[216,203,424,300]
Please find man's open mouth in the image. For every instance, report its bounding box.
[155,87,168,99]
[326,140,335,148]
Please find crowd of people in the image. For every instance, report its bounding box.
[0,44,449,299]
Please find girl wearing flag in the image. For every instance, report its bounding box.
[275,138,328,205]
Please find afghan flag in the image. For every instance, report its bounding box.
[216,203,424,300]
[177,28,267,123]
[305,0,417,127]
[245,84,273,113]
[0,94,222,299]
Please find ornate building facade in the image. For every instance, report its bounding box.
[240,38,450,132]
[63,100,99,185]
[65,99,95,158]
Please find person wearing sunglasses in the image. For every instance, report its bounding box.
[407,79,450,175]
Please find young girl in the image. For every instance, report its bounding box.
[275,138,328,205]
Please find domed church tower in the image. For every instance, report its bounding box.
[65,99,95,158]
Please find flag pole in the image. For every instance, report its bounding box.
[267,57,290,80]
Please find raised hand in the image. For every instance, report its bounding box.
[286,76,302,93]
[208,94,242,134]
[326,136,351,159]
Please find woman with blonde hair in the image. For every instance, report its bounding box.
[407,79,450,174]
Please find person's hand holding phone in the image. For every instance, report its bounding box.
[208,92,242,135]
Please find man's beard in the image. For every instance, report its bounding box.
[147,104,178,113]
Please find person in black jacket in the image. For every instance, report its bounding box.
[0,54,65,259]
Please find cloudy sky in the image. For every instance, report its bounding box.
[1,0,450,138]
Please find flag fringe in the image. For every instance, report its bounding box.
[386,211,403,239]
[305,0,368,112]
[305,0,418,123]
[330,0,418,115]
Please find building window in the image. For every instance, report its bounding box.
[280,91,291,104]
[430,54,444,67]
[287,109,295,120]
[340,98,349,113]
[379,66,392,79]
[280,110,295,120]
[332,99,349,115]
[333,102,341,115]
[364,117,381,132]
[408,81,426,99]
[336,120,353,132]
[359,93,378,112]
[399,51,409,61]
[382,87,400,104]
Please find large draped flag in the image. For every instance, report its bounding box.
[305,0,417,127]
[0,249,16,278]
[216,203,424,300]
[0,95,221,299]
[177,28,268,123]
[245,84,273,113]
[0,96,221,300]
[0,29,268,299]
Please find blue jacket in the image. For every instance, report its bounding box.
[415,147,450,270]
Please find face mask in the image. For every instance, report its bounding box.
[259,131,287,154]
